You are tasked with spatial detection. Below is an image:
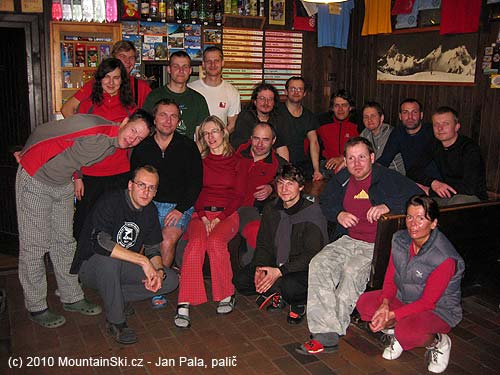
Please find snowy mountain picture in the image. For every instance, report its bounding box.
[376,32,477,84]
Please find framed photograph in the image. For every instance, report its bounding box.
[376,31,477,85]
[269,0,285,26]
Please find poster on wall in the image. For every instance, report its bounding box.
[21,0,43,13]
[269,0,286,26]
[376,31,477,85]
[0,0,14,12]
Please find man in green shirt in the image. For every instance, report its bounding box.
[143,51,209,140]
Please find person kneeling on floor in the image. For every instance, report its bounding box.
[233,164,328,324]
[70,166,178,344]
[356,195,464,373]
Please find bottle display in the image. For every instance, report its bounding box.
[207,0,215,25]
[174,1,183,23]
[199,0,207,25]
[215,0,223,26]
[82,0,94,21]
[141,0,150,19]
[167,0,175,22]
[190,0,199,24]
[150,0,159,20]
[181,1,190,22]
[159,0,167,22]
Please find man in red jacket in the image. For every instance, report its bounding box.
[236,122,287,265]
[316,89,359,177]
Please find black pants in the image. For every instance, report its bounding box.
[233,264,309,306]
[73,172,130,239]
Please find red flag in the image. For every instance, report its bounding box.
[293,0,316,32]
[392,0,416,15]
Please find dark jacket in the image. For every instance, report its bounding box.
[253,197,328,276]
[320,163,424,239]
[392,228,464,327]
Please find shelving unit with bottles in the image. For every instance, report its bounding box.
[50,21,122,114]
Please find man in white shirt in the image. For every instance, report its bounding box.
[188,46,241,133]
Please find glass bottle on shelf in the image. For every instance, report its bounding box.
[159,0,166,22]
[181,0,190,23]
[224,0,231,14]
[72,0,83,21]
[258,0,263,16]
[231,0,237,14]
[174,1,183,23]
[150,0,159,21]
[141,0,150,20]
[106,0,118,22]
[215,0,223,26]
[52,0,63,21]
[199,0,207,25]
[206,0,215,25]
[167,0,175,22]
[190,0,199,24]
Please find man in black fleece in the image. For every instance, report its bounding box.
[407,106,487,205]
[233,164,328,324]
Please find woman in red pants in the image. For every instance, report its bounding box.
[175,115,246,328]
[356,195,464,374]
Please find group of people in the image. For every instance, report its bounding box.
[13,41,480,373]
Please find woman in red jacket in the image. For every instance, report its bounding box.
[72,58,137,238]
[175,116,246,328]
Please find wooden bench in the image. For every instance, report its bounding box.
[369,200,500,294]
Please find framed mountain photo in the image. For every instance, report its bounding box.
[376,30,477,85]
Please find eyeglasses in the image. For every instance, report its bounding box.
[201,128,222,137]
[132,181,158,193]
[288,87,304,93]
[256,96,274,103]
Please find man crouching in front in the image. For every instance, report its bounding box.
[70,166,178,344]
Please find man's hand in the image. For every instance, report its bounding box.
[366,204,390,224]
[253,184,273,201]
[141,260,161,293]
[431,180,457,198]
[337,211,359,228]
[74,178,84,201]
[164,209,182,227]
[369,302,395,333]
[325,156,344,170]
[254,268,266,287]
[254,266,282,294]
[312,170,324,181]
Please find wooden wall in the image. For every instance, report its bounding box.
[302,0,500,193]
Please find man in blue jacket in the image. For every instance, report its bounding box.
[297,137,423,355]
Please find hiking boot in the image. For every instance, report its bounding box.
[287,304,306,324]
[426,333,451,373]
[382,333,404,360]
[106,321,137,345]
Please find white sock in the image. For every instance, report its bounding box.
[220,296,231,303]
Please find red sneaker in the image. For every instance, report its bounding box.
[295,339,338,355]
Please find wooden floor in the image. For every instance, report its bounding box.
[0,264,499,375]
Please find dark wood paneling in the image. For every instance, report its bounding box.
[302,0,500,193]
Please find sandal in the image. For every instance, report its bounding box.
[216,295,236,315]
[151,295,168,309]
[63,299,102,316]
[174,304,191,328]
[29,309,66,328]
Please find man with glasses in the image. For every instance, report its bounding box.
[188,46,241,132]
[143,51,209,140]
[230,82,289,161]
[131,99,202,269]
[71,165,179,344]
[317,89,359,177]
[61,40,152,117]
[276,76,322,181]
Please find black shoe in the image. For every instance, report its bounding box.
[287,304,306,324]
[106,321,137,344]
[266,293,286,312]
